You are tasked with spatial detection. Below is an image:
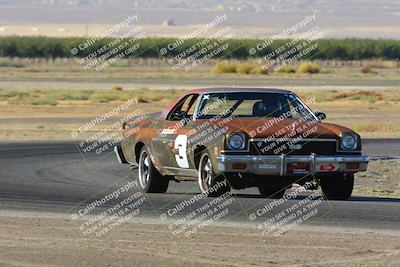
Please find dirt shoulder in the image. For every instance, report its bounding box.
[0,215,399,267]
[355,159,400,198]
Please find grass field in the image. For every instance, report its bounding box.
[0,88,399,140]
[0,57,399,141]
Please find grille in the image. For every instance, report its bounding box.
[250,139,337,156]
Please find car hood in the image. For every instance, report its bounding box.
[206,117,355,139]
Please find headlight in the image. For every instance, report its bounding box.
[228,132,246,150]
[341,134,357,150]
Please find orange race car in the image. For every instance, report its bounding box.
[115,87,368,200]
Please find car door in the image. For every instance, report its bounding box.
[151,94,199,176]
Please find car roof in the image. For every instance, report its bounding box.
[186,86,292,95]
[164,87,293,114]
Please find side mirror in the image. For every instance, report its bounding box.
[171,110,188,121]
[315,111,326,121]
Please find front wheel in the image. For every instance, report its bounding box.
[198,151,230,197]
[319,173,354,200]
[138,146,169,193]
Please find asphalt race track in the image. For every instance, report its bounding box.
[0,139,399,233]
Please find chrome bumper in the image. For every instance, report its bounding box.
[216,154,368,175]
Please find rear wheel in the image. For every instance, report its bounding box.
[138,146,169,193]
[319,173,353,200]
[198,151,230,197]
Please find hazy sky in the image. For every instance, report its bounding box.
[0,1,399,39]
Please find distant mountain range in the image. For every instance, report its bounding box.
[0,0,399,39]
[0,0,398,13]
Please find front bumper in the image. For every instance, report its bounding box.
[216,154,368,176]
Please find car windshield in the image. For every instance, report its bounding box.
[196,92,315,120]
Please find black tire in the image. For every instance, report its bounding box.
[138,146,169,193]
[319,173,354,200]
[198,150,230,197]
[258,184,286,199]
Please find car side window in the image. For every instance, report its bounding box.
[167,94,199,121]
